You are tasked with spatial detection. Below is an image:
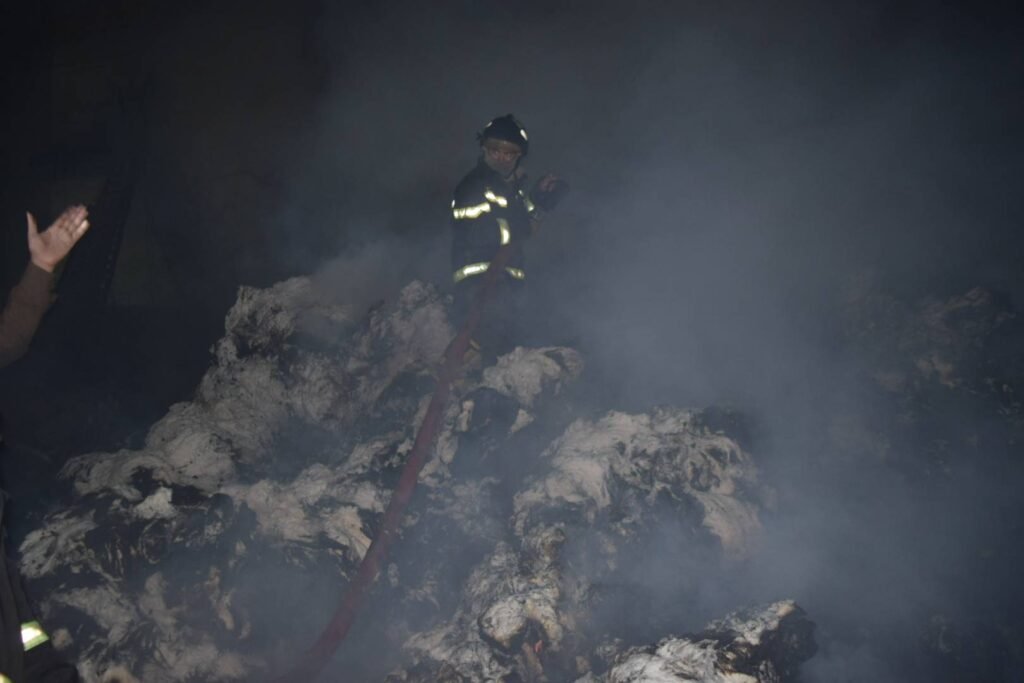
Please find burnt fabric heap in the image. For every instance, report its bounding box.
[17,277,815,682]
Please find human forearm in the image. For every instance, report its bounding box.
[0,263,54,368]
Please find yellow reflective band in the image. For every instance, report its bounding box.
[454,190,509,219]
[453,202,492,219]
[453,262,490,283]
[497,218,511,245]
[453,262,527,283]
[484,189,508,207]
[518,189,537,214]
[1,674,11,683]
[21,621,49,651]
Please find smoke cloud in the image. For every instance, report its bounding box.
[6,1,1022,679]
[282,3,1023,679]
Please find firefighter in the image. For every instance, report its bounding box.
[449,114,567,358]
[1,206,90,683]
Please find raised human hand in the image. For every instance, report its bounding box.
[27,204,91,273]
[530,174,569,211]
[535,173,560,193]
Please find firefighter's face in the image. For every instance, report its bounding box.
[482,139,523,176]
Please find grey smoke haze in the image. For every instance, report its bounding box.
[38,0,1021,679]
[281,1,1023,399]
[277,3,1023,680]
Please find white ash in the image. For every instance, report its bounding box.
[222,461,383,560]
[509,407,535,434]
[49,584,140,645]
[599,601,809,683]
[62,403,237,499]
[132,487,176,520]
[605,640,749,683]
[18,511,98,579]
[706,601,799,648]
[513,408,761,554]
[479,346,584,407]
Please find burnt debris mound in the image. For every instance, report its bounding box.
[18,277,818,682]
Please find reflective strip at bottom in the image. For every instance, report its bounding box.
[21,620,49,651]
[453,262,526,283]
[1,673,12,683]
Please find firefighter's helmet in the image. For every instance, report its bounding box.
[477,114,529,156]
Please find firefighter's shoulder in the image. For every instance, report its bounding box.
[452,170,489,204]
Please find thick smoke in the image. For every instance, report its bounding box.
[5,0,1022,680]
[279,2,1024,680]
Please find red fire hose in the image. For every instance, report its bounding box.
[272,245,514,682]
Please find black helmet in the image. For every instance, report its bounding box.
[477,114,529,156]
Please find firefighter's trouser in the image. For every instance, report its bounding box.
[1,500,80,683]
[452,274,526,361]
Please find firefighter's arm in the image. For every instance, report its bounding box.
[527,174,568,234]
[530,174,569,212]
[529,215,543,235]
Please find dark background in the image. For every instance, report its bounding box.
[1,1,1023,680]
[3,0,1021,439]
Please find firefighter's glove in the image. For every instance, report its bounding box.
[530,175,570,212]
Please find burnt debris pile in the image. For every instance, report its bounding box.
[18,278,815,682]
[829,282,1024,680]
[841,282,1024,472]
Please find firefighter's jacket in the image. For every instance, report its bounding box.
[450,160,539,285]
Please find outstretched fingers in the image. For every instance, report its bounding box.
[56,205,88,234]
[25,204,92,272]
[53,205,90,246]
[74,217,91,239]
[26,212,39,239]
